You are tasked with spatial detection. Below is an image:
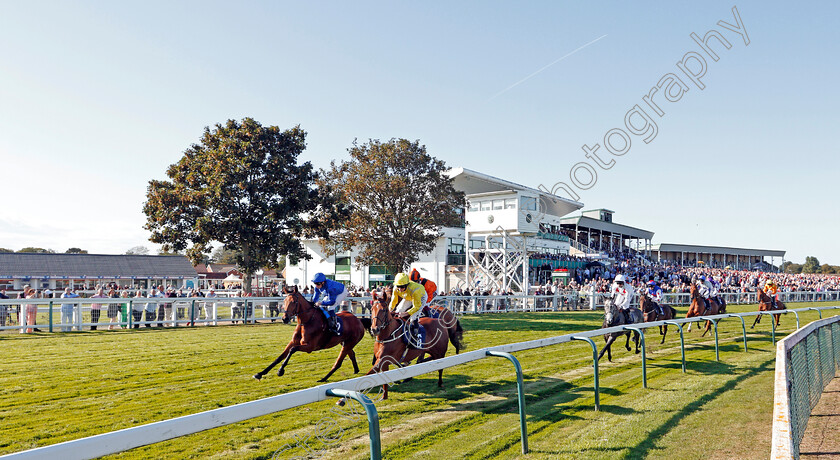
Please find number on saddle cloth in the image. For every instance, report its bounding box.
[402,322,426,348]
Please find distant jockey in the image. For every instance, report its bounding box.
[763,279,779,308]
[647,280,665,317]
[410,268,436,316]
[696,275,713,314]
[311,273,347,335]
[611,274,635,324]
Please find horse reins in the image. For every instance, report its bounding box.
[372,308,407,344]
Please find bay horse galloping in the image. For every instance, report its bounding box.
[367,293,449,399]
[752,288,786,329]
[598,298,643,362]
[253,286,368,382]
[685,284,723,336]
[639,291,677,344]
[384,286,465,354]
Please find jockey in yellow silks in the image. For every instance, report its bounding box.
[390,272,428,346]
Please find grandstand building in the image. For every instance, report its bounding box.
[284,167,788,293]
[557,209,654,260]
[650,243,785,270]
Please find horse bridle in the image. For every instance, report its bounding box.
[283,295,301,321]
[371,304,406,344]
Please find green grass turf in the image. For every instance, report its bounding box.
[0,301,835,459]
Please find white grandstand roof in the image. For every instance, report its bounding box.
[650,243,785,257]
[557,215,654,240]
[446,167,583,218]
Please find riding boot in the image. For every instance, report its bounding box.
[622,310,630,324]
[410,318,421,348]
[328,312,340,335]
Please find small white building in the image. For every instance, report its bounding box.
[284,167,583,293]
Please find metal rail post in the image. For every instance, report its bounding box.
[623,326,647,388]
[771,312,776,344]
[48,301,54,333]
[810,307,823,319]
[712,319,720,361]
[486,351,529,454]
[727,314,748,352]
[326,389,381,460]
[792,310,800,329]
[571,336,600,411]
[664,321,685,372]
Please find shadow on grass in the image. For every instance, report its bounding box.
[624,355,775,459]
[460,312,604,333]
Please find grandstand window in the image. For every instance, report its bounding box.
[469,240,485,250]
[480,201,491,211]
[468,201,478,212]
[504,199,516,209]
[520,196,537,211]
[492,199,504,210]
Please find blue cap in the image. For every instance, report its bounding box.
[312,273,327,283]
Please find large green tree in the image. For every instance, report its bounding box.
[144,118,332,292]
[321,138,464,271]
[802,256,821,274]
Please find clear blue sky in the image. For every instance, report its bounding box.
[1,1,836,264]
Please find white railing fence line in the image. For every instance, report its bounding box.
[3,291,840,333]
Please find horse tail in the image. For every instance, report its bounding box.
[359,317,372,335]
[451,319,466,352]
[669,306,677,319]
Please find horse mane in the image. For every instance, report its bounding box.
[284,286,315,309]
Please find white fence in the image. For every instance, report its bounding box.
[771,315,840,459]
[2,290,840,333]
[2,304,839,459]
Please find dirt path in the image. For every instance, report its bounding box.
[799,372,840,459]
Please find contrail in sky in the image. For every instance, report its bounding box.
[488,34,608,101]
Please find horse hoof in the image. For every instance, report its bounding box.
[635,350,640,354]
[253,374,262,380]
[335,398,346,407]
[277,369,285,377]
[317,378,327,383]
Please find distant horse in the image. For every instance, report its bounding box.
[383,286,465,354]
[639,291,677,344]
[752,288,786,329]
[598,298,643,362]
[253,286,368,382]
[685,285,723,336]
[366,294,449,399]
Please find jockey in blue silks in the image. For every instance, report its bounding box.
[647,280,665,317]
[311,273,348,335]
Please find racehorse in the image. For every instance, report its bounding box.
[752,287,786,329]
[253,286,369,382]
[685,284,724,336]
[638,291,677,344]
[366,293,449,399]
[384,286,465,354]
[598,298,643,362]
